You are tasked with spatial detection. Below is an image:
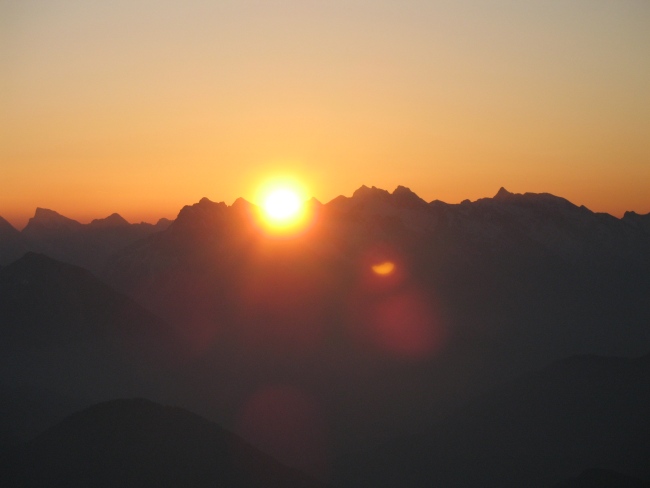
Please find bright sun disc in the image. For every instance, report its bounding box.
[263,188,303,222]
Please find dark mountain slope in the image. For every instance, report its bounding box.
[0,216,21,240]
[2,398,323,488]
[623,211,650,236]
[554,468,650,488]
[334,354,650,488]
[0,216,26,264]
[0,252,177,352]
[0,253,186,450]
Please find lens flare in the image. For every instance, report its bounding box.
[372,261,395,275]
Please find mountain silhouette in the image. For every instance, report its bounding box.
[2,398,323,488]
[0,253,185,451]
[0,209,171,273]
[0,216,21,239]
[622,211,650,236]
[88,212,131,228]
[334,353,650,487]
[97,186,650,463]
[2,186,650,477]
[0,216,25,264]
[22,207,84,234]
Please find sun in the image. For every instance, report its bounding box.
[263,188,302,222]
[256,181,311,233]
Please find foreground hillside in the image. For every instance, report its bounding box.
[0,253,185,450]
[334,354,650,487]
[2,399,323,488]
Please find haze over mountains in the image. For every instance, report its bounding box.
[334,353,650,487]
[1,186,649,486]
[0,209,171,273]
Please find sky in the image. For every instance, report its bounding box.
[2,0,649,228]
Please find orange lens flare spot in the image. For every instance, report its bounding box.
[372,261,395,276]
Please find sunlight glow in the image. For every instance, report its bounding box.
[264,189,302,221]
[372,261,395,276]
[256,179,311,233]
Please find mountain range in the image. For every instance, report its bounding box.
[1,185,649,486]
[0,210,171,273]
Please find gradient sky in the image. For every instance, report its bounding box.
[2,0,649,228]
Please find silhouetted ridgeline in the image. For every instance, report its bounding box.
[0,209,171,273]
[1,186,649,485]
[0,252,186,449]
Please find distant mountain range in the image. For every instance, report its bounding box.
[2,186,649,272]
[1,186,649,486]
[0,210,171,273]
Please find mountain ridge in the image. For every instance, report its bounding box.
[1,186,650,481]
[0,252,186,448]
[2,186,648,236]
[0,208,172,272]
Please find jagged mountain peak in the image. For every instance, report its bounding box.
[177,198,227,217]
[231,196,254,210]
[493,187,513,200]
[156,217,173,226]
[623,210,650,220]
[89,213,130,229]
[0,216,20,237]
[33,207,72,221]
[392,185,416,196]
[24,208,82,232]
[622,210,650,234]
[326,185,403,213]
[392,186,428,208]
[344,184,429,208]
[198,197,214,205]
[307,196,323,207]
[351,185,391,201]
[147,218,173,232]
[170,198,230,233]
[488,188,581,212]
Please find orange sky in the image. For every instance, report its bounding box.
[2,0,649,229]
